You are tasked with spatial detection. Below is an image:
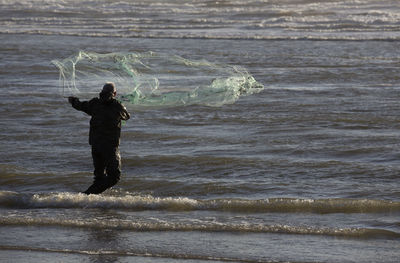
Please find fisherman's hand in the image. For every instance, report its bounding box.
[68,96,78,104]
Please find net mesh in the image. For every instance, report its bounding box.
[52,51,264,107]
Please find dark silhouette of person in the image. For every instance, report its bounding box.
[68,82,130,194]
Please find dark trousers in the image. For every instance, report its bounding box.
[83,144,121,195]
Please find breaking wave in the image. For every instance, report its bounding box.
[2,0,400,41]
[1,191,400,240]
[1,215,399,239]
[0,245,315,263]
[1,191,399,214]
[52,51,264,107]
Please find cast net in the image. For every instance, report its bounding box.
[52,51,264,107]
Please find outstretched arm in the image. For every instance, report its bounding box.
[68,96,92,116]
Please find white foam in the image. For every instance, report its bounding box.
[1,191,399,214]
[1,214,399,239]
[1,0,399,41]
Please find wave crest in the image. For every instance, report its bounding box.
[1,191,399,214]
[1,215,399,239]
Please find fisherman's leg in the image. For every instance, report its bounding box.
[104,147,121,189]
[92,145,106,181]
[83,146,107,195]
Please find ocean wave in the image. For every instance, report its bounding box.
[0,245,303,263]
[0,215,399,239]
[0,191,399,214]
[2,0,400,42]
[2,30,400,41]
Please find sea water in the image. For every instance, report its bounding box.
[1,0,400,262]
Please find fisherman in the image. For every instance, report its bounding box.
[68,82,130,195]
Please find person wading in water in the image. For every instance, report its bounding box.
[68,82,130,195]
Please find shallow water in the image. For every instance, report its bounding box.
[1,0,400,262]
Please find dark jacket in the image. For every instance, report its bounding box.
[70,93,130,147]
